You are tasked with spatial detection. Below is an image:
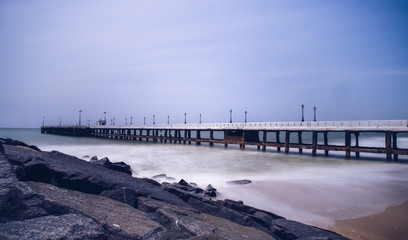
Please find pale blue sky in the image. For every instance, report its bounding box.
[1,0,407,127]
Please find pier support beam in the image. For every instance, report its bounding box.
[312,131,317,156]
[393,133,398,160]
[385,131,392,161]
[324,132,329,156]
[345,131,351,159]
[354,132,360,158]
[285,131,290,154]
[196,131,201,145]
[298,131,303,154]
[209,130,214,146]
[262,131,267,152]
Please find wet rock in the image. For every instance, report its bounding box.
[137,197,276,240]
[110,161,132,175]
[142,177,162,187]
[90,155,98,162]
[227,179,252,185]
[94,157,111,167]
[27,181,163,239]
[152,174,176,182]
[274,219,349,240]
[0,138,40,152]
[0,214,106,240]
[204,184,217,197]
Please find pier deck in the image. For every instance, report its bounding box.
[41,120,408,161]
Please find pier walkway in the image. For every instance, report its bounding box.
[41,120,408,161]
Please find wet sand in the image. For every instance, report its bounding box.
[329,201,408,240]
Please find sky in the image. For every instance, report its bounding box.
[1,0,407,127]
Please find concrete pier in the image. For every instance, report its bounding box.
[41,120,408,161]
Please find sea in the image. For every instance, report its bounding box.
[1,128,408,229]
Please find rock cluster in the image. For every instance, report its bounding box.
[0,138,349,240]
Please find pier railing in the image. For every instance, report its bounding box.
[89,120,408,131]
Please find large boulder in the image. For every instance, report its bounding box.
[0,214,106,240]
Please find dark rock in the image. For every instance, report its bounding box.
[216,199,283,220]
[4,145,188,207]
[227,179,252,185]
[110,161,132,175]
[0,142,4,154]
[26,181,163,239]
[100,187,138,207]
[204,184,217,197]
[94,157,111,167]
[142,178,162,187]
[137,197,275,240]
[0,214,106,240]
[2,138,41,152]
[179,178,189,186]
[90,155,98,162]
[274,219,349,240]
[152,174,176,182]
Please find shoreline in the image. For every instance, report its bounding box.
[328,201,408,240]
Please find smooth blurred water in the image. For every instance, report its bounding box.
[2,128,408,228]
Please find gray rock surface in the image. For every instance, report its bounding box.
[0,214,105,240]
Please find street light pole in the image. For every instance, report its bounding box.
[229,109,232,123]
[245,111,247,123]
[199,114,202,124]
[153,115,155,125]
[130,117,132,125]
[113,118,115,126]
[313,106,317,122]
[167,115,169,125]
[42,117,45,127]
[79,110,82,126]
[104,112,106,122]
[144,117,146,125]
[59,117,62,126]
[125,118,127,125]
[184,113,187,124]
[301,104,304,122]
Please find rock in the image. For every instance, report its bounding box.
[4,145,188,207]
[110,161,132,175]
[179,179,189,186]
[100,187,138,207]
[0,214,106,240]
[204,184,217,197]
[1,138,41,152]
[94,157,111,167]
[26,181,163,239]
[90,155,98,162]
[142,177,162,187]
[227,179,252,185]
[152,174,176,182]
[137,197,276,240]
[0,142,4,154]
[274,219,349,240]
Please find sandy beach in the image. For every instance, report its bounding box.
[329,201,408,240]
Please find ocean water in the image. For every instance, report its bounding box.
[1,128,408,228]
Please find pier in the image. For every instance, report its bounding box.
[41,120,408,161]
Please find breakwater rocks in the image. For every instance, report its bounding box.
[0,138,349,240]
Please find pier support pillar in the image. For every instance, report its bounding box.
[385,132,392,161]
[262,131,267,152]
[324,132,329,156]
[345,131,351,159]
[393,133,398,160]
[312,131,317,156]
[354,132,360,158]
[285,131,290,154]
[276,131,281,152]
[196,131,201,145]
[298,131,303,154]
[209,130,214,146]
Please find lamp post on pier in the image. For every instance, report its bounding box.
[153,115,155,125]
[229,109,232,123]
[130,117,132,125]
[113,118,115,126]
[59,117,62,126]
[78,110,82,126]
[199,114,202,124]
[313,106,317,122]
[144,117,146,125]
[245,111,247,123]
[301,104,304,122]
[125,118,127,125]
[184,113,187,124]
[167,115,169,125]
[42,117,45,127]
[104,112,106,123]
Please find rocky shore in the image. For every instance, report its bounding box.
[0,138,349,240]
